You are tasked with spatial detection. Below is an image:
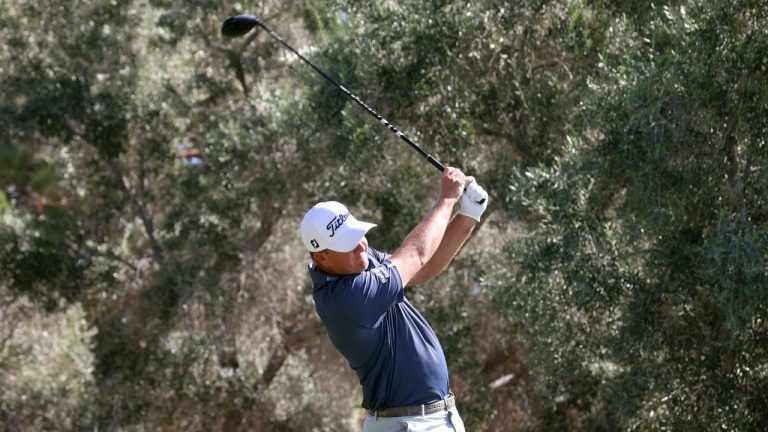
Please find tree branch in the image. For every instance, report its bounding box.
[109,159,165,264]
[252,323,324,393]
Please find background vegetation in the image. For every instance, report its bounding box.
[1,0,766,430]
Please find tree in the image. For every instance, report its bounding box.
[1,0,357,430]
[497,1,768,430]
[3,0,766,430]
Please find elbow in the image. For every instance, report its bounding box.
[414,246,430,269]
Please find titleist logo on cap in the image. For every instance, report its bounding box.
[326,212,350,238]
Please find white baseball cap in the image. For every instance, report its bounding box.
[300,201,377,252]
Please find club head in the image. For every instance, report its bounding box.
[221,14,263,38]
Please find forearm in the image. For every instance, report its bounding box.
[390,198,457,284]
[408,214,476,285]
[403,198,456,264]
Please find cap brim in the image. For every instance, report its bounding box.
[328,220,377,252]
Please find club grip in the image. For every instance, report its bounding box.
[426,155,445,172]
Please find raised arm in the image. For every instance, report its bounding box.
[390,168,467,287]
[407,215,475,286]
[408,181,488,285]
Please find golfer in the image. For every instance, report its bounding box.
[300,167,488,432]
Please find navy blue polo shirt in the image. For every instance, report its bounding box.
[310,248,450,410]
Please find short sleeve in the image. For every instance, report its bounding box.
[344,261,404,328]
[369,248,391,263]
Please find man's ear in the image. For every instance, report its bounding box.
[312,251,329,268]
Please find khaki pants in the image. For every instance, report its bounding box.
[363,407,466,432]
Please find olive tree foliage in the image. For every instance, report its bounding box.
[0,0,360,430]
[300,0,594,218]
[3,0,766,431]
[497,1,768,430]
[292,0,766,430]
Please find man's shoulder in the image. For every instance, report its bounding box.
[368,264,395,285]
[311,247,399,301]
[367,247,389,265]
[312,273,353,297]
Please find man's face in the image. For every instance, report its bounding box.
[314,237,369,276]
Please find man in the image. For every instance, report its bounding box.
[300,167,488,432]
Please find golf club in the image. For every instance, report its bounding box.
[221,14,485,204]
[222,14,445,170]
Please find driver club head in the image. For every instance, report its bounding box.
[221,14,263,38]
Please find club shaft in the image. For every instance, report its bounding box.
[255,21,445,172]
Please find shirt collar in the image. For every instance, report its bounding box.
[308,250,383,292]
[308,260,338,292]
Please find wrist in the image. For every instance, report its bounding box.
[456,207,483,222]
[455,212,481,224]
[435,197,459,207]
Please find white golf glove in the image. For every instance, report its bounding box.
[457,182,488,222]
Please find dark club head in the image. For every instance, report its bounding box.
[221,14,263,38]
